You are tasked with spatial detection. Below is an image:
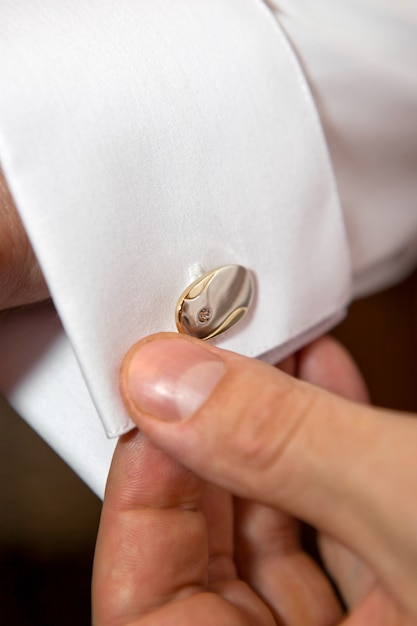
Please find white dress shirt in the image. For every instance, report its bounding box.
[0,0,416,497]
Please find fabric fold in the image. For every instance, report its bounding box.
[0,0,351,496]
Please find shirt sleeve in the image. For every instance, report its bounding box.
[0,0,351,496]
[272,0,417,295]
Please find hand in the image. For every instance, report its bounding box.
[93,334,417,624]
[0,169,48,310]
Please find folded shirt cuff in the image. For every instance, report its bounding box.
[0,0,351,497]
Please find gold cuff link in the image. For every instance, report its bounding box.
[175,264,253,340]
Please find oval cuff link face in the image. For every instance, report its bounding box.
[175,264,254,340]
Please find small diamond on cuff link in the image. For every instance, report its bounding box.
[198,307,212,324]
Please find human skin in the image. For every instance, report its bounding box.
[0,169,48,310]
[91,333,417,625]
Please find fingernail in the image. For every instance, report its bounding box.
[123,338,226,421]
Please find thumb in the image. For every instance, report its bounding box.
[120,333,417,614]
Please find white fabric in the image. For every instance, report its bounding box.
[0,0,351,497]
[1,0,417,498]
[270,0,417,295]
[0,304,116,497]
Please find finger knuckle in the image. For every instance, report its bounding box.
[233,377,310,478]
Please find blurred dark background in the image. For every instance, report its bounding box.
[1,268,416,625]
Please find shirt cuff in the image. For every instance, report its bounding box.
[0,0,351,496]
